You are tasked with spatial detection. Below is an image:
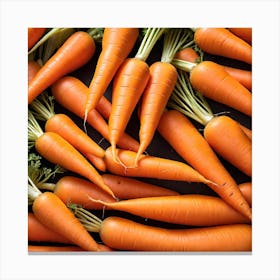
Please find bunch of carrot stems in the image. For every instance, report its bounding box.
[27,27,252,252]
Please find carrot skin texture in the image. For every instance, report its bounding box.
[35,131,114,197]
[239,124,252,141]
[204,115,252,177]
[239,182,252,207]
[102,174,179,199]
[99,216,252,251]
[190,61,252,116]
[54,176,116,209]
[28,28,46,50]
[97,194,250,226]
[32,192,99,251]
[28,31,96,104]
[104,147,211,185]
[51,76,140,152]
[28,245,85,252]
[85,28,139,114]
[28,213,72,244]
[228,28,252,45]
[157,110,251,220]
[28,60,41,83]
[194,28,252,64]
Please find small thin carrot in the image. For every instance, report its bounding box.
[51,76,140,152]
[28,31,96,104]
[239,182,252,207]
[104,146,212,186]
[28,245,85,252]
[228,28,252,45]
[84,28,139,120]
[92,194,250,226]
[28,28,46,50]
[193,28,252,64]
[73,207,252,252]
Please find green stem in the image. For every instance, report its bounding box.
[171,58,197,72]
[28,176,42,204]
[87,28,104,43]
[135,28,166,61]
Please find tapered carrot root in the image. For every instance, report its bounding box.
[51,76,140,152]
[28,31,96,104]
[99,217,252,251]
[28,245,85,252]
[239,182,252,207]
[92,194,250,226]
[204,115,252,177]
[104,147,212,185]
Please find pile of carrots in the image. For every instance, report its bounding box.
[28,27,252,252]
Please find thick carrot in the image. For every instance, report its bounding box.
[28,60,41,83]
[84,28,139,119]
[28,111,114,198]
[193,28,252,64]
[51,76,140,152]
[73,209,252,252]
[28,245,85,252]
[93,194,250,226]
[157,110,252,219]
[228,28,252,45]
[28,212,71,244]
[204,115,252,177]
[102,174,179,199]
[239,182,252,207]
[28,28,46,50]
[104,146,212,185]
[28,31,96,104]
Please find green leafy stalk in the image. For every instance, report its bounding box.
[28,110,44,150]
[28,176,42,205]
[135,28,167,61]
[168,69,214,126]
[87,28,104,44]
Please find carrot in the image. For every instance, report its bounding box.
[239,124,252,141]
[109,28,165,164]
[172,59,252,116]
[102,174,179,199]
[92,194,250,226]
[28,111,115,198]
[28,60,41,83]
[228,28,252,45]
[28,178,100,251]
[95,94,112,121]
[193,28,252,64]
[30,93,106,171]
[73,207,252,251]
[28,28,46,50]
[28,31,96,104]
[135,29,193,166]
[158,110,251,219]
[51,76,140,152]
[104,146,213,186]
[84,28,139,120]
[28,245,85,252]
[204,115,252,177]
[239,182,252,207]
[175,47,252,90]
[28,212,72,244]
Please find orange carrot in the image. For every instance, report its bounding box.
[172,59,252,116]
[228,28,252,45]
[28,245,85,252]
[28,31,96,104]
[158,110,251,219]
[28,111,114,198]
[175,47,202,63]
[95,94,112,120]
[104,146,212,186]
[92,194,250,226]
[204,115,252,177]
[239,182,252,207]
[28,212,72,244]
[239,124,252,141]
[102,174,179,199]
[28,178,100,251]
[28,28,46,50]
[85,28,139,119]
[193,28,252,64]
[28,60,41,83]
[51,76,140,152]
[73,208,252,252]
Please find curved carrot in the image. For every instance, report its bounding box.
[239,182,252,207]
[228,28,252,45]
[204,115,252,177]
[85,28,139,118]
[28,28,46,50]
[104,146,212,185]
[28,245,85,252]
[51,76,140,152]
[28,60,41,83]
[93,194,250,226]
[194,28,252,64]
[28,31,96,104]
[28,212,71,244]
[102,174,179,199]
[157,110,251,219]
